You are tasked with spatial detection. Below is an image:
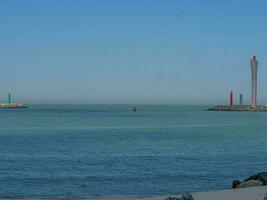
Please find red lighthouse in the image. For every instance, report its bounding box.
[230,90,233,106]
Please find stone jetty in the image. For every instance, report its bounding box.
[0,103,28,108]
[207,105,267,112]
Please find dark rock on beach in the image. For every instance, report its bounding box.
[236,180,263,188]
[244,172,267,184]
[233,172,267,189]
[232,180,241,189]
[164,193,194,200]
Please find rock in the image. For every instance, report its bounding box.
[232,180,241,189]
[164,193,194,200]
[164,197,180,200]
[244,172,267,185]
[232,172,267,189]
[181,193,194,200]
[236,180,264,188]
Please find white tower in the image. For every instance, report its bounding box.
[250,55,258,108]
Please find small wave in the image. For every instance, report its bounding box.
[0,123,244,132]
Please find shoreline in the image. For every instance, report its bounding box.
[1,186,267,200]
[86,186,267,200]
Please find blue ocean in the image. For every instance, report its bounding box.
[0,105,267,198]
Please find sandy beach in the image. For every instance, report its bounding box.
[91,186,267,200]
[0,186,267,200]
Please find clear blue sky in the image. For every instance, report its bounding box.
[1,0,267,104]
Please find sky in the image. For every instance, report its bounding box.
[1,0,267,104]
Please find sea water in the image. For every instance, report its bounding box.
[0,105,267,198]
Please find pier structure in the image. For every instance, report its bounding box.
[207,105,267,112]
[0,93,28,108]
[208,55,267,112]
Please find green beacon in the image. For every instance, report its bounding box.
[8,93,11,104]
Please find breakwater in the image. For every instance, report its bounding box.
[207,105,267,112]
[0,103,28,108]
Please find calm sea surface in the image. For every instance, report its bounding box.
[0,105,267,198]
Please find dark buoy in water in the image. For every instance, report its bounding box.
[133,107,137,112]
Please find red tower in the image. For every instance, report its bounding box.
[230,90,233,106]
